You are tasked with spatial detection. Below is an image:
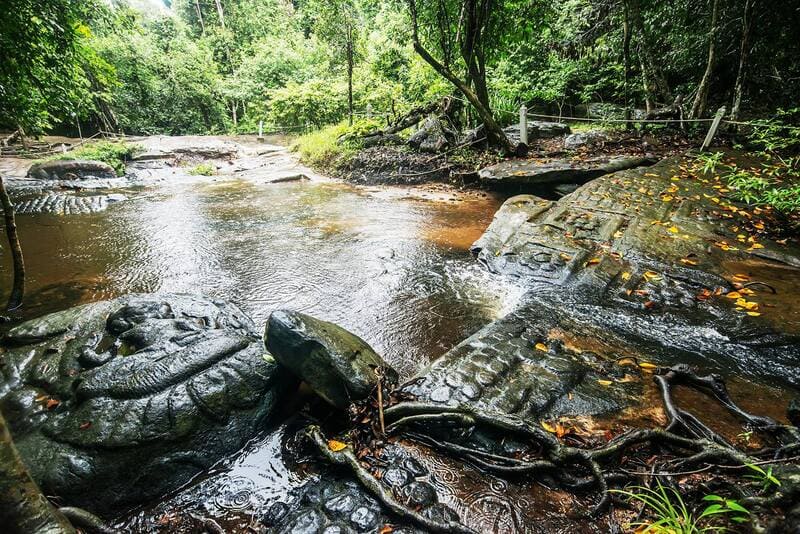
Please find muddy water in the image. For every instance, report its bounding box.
[1,178,522,379]
[0,167,530,531]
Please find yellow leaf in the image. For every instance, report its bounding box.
[535,342,548,352]
[668,226,679,233]
[643,271,662,282]
[725,292,742,299]
[638,362,658,370]
[749,243,765,250]
[328,440,348,452]
[621,271,631,281]
[680,258,698,266]
[585,257,602,267]
[746,311,761,317]
[597,379,613,387]
[541,421,557,433]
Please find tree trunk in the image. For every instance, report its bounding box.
[194,0,205,35]
[690,0,720,119]
[731,0,754,121]
[623,0,633,129]
[347,38,354,127]
[628,0,671,112]
[408,0,513,154]
[0,176,24,310]
[0,410,76,534]
[214,0,226,27]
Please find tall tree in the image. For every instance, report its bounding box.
[690,0,721,119]
[406,0,513,153]
[626,0,672,112]
[730,0,754,120]
[305,0,361,126]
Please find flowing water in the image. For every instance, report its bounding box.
[0,147,529,530]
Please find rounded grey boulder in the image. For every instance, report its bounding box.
[0,294,289,515]
[26,160,117,180]
[265,310,398,409]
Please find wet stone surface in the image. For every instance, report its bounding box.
[0,293,290,515]
[471,158,800,387]
[266,443,453,534]
[13,193,126,214]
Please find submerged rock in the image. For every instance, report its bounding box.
[265,311,398,409]
[13,193,126,215]
[0,294,289,514]
[478,155,656,187]
[472,158,800,387]
[27,159,117,181]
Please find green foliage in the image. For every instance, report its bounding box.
[744,464,782,491]
[746,109,800,153]
[267,80,348,129]
[0,0,117,134]
[290,122,357,170]
[612,484,749,533]
[187,163,216,176]
[45,141,138,176]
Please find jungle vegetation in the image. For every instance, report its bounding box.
[2,0,799,143]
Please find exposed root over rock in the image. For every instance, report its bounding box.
[304,364,800,529]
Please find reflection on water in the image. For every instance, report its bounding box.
[0,172,526,531]
[1,178,521,379]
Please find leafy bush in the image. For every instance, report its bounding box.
[746,108,800,153]
[187,163,216,176]
[46,140,138,175]
[290,122,356,171]
[267,79,347,130]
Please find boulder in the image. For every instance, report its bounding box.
[503,121,571,143]
[265,311,398,408]
[407,117,456,153]
[0,293,289,514]
[564,130,609,150]
[478,155,657,187]
[26,160,117,181]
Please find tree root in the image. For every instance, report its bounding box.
[57,507,119,534]
[302,425,477,534]
[382,364,800,517]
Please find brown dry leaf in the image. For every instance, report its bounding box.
[697,289,712,301]
[644,300,656,309]
[328,440,348,452]
[79,422,92,430]
[46,398,60,410]
[379,526,393,534]
[732,273,750,283]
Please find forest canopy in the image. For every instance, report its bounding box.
[2,0,799,138]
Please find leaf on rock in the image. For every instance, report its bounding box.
[328,440,348,452]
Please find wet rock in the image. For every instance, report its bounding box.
[269,448,456,533]
[13,193,126,215]
[27,159,117,181]
[0,294,289,514]
[564,130,609,150]
[471,158,800,387]
[478,155,657,187]
[503,121,571,143]
[265,310,398,408]
[408,117,456,153]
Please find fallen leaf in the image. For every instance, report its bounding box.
[79,422,92,430]
[597,379,613,387]
[585,257,601,267]
[46,398,60,410]
[725,292,742,299]
[732,274,750,283]
[328,440,348,452]
[379,526,394,534]
[746,311,761,317]
[639,362,658,370]
[680,258,698,266]
[535,342,548,352]
[621,271,631,281]
[668,226,679,234]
